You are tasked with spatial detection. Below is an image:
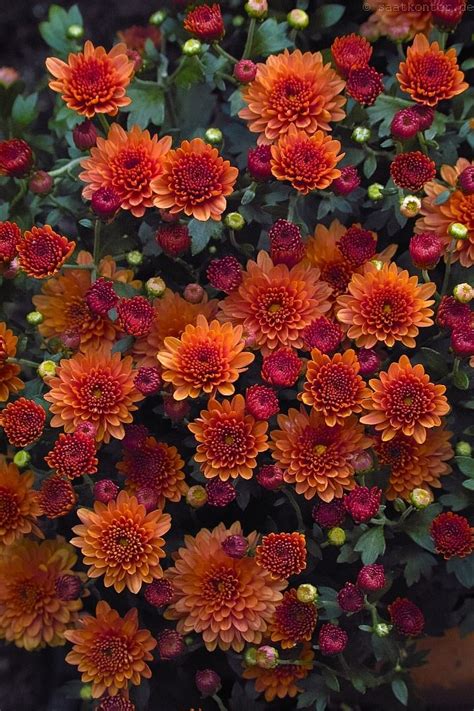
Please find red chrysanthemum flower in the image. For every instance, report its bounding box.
[85,278,118,315]
[338,226,377,268]
[144,578,174,607]
[261,348,301,388]
[222,534,249,559]
[184,4,225,41]
[269,588,317,648]
[39,475,77,519]
[357,564,386,592]
[80,123,172,218]
[0,139,33,177]
[152,138,238,221]
[155,223,191,257]
[312,498,346,529]
[234,59,258,84]
[55,574,82,601]
[437,295,472,331]
[331,34,372,78]
[302,316,343,354]
[46,41,135,118]
[332,165,361,196]
[318,623,348,655]
[361,355,450,443]
[134,366,162,395]
[94,479,119,504]
[357,348,381,377]
[157,628,185,659]
[397,33,468,106]
[207,255,242,293]
[390,151,436,192]
[255,532,307,579]
[256,464,284,491]
[64,600,156,698]
[0,322,23,402]
[459,166,474,195]
[301,349,370,427]
[45,431,98,479]
[205,478,237,506]
[431,0,466,28]
[451,327,474,358]
[97,696,136,711]
[409,231,443,269]
[117,296,154,337]
[0,221,21,264]
[0,457,42,545]
[245,384,279,420]
[344,486,382,523]
[391,107,421,140]
[73,120,98,150]
[268,219,305,268]
[247,144,273,181]
[271,126,344,194]
[195,669,222,697]
[0,397,46,447]
[91,186,122,220]
[337,582,364,612]
[17,225,75,278]
[346,65,384,106]
[430,512,473,559]
[189,395,269,481]
[388,597,424,636]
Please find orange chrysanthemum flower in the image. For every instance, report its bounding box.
[117,25,161,54]
[71,490,171,593]
[17,225,75,279]
[0,220,21,265]
[33,252,140,348]
[46,41,134,118]
[164,522,286,651]
[0,457,41,545]
[270,126,344,194]
[117,436,187,509]
[375,425,453,500]
[45,431,98,479]
[151,138,238,221]
[157,315,254,400]
[243,643,314,702]
[39,475,77,519]
[64,600,156,698]
[239,49,345,144]
[0,397,46,447]
[0,537,83,650]
[417,158,474,267]
[44,346,144,443]
[80,124,172,218]
[363,1,432,39]
[397,33,468,106]
[0,322,23,402]
[218,251,331,353]
[361,355,450,444]
[270,407,372,501]
[301,349,370,427]
[188,395,269,481]
[269,589,317,648]
[255,532,307,579]
[133,290,218,367]
[336,262,436,349]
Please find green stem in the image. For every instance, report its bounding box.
[365,600,380,628]
[440,238,456,298]
[396,42,405,60]
[453,357,461,379]
[282,487,305,532]
[417,131,429,156]
[48,157,82,178]
[8,179,28,215]
[421,269,431,284]
[212,694,228,711]
[438,30,448,50]
[92,219,101,282]
[165,89,178,127]
[287,192,298,222]
[213,43,238,65]
[242,18,256,59]
[97,113,110,135]
[61,263,94,270]
[7,357,41,368]
[217,71,239,85]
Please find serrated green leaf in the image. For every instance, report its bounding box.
[403,550,436,586]
[403,504,441,551]
[11,93,38,130]
[419,347,449,378]
[174,56,205,89]
[354,527,385,564]
[124,79,165,129]
[188,218,222,255]
[462,479,474,490]
[446,557,474,588]
[39,4,83,55]
[314,3,345,28]
[367,95,413,136]
[392,678,408,706]
[251,19,292,57]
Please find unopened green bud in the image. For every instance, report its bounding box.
[409,488,433,510]
[453,283,474,304]
[456,441,472,457]
[149,10,167,26]
[448,222,468,240]
[232,15,245,27]
[245,0,268,19]
[393,498,406,513]
[327,527,346,546]
[79,685,93,701]
[370,259,384,270]
[244,647,258,666]
[184,635,194,646]
[368,183,384,201]
[38,360,56,379]
[296,584,318,603]
[26,311,44,326]
[13,450,31,468]
[126,250,143,267]
[374,623,392,637]
[146,276,166,298]
[209,245,217,254]
[352,126,371,144]
[183,39,202,56]
[287,9,309,29]
[224,212,245,231]
[205,128,223,145]
[186,485,207,509]
[67,24,84,40]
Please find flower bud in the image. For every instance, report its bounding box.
[0,67,20,88]
[157,629,185,659]
[136,487,159,513]
[409,232,443,270]
[352,126,371,144]
[248,144,272,181]
[182,39,202,56]
[458,166,474,195]
[234,59,257,83]
[256,464,284,490]
[370,259,384,270]
[195,669,221,698]
[184,283,205,303]
[448,222,468,240]
[327,527,346,546]
[224,212,245,231]
[29,170,53,195]
[453,283,474,304]
[245,0,268,19]
[72,120,98,150]
[255,645,279,669]
[232,15,245,27]
[126,250,143,267]
[374,623,392,637]
[94,479,119,504]
[38,360,56,379]
[3,257,19,279]
[222,534,249,559]
[350,450,374,474]
[149,10,167,25]
[357,348,381,376]
[163,395,191,421]
[26,310,44,326]
[400,195,422,217]
[66,24,84,39]
[91,186,121,220]
[367,183,384,201]
[0,138,33,177]
[13,450,31,468]
[455,441,472,457]
[79,685,93,701]
[409,488,434,510]
[134,366,162,396]
[287,9,309,29]
[205,128,223,145]
[244,647,258,666]
[144,579,174,607]
[146,276,166,298]
[55,574,82,601]
[296,583,318,604]
[186,484,208,508]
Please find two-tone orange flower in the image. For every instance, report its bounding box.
[301,349,370,426]
[44,346,144,443]
[80,124,172,217]
[239,49,345,143]
[17,225,75,278]
[270,407,372,501]
[269,589,317,648]
[256,532,307,579]
[152,138,238,221]
[46,41,134,117]
[397,33,468,106]
[243,644,314,702]
[336,262,436,348]
[157,315,254,400]
[0,537,83,650]
[64,600,156,698]
[189,395,269,480]
[164,522,286,651]
[0,322,23,401]
[71,490,171,593]
[218,251,331,353]
[361,355,450,443]
[0,457,41,545]
[271,126,344,194]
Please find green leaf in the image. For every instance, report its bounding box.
[453,368,470,391]
[124,79,165,129]
[39,4,83,55]
[446,557,474,588]
[455,456,474,477]
[322,668,340,692]
[462,479,474,491]
[354,527,385,564]
[318,586,342,619]
[367,95,413,136]
[363,153,377,178]
[112,336,134,354]
[419,347,449,378]
[188,218,222,255]
[433,190,451,205]
[174,56,205,89]
[11,93,38,130]
[251,19,292,57]
[314,4,345,28]
[403,550,436,586]
[391,678,408,706]
[403,504,441,551]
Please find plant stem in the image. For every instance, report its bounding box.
[365,600,380,628]
[92,219,102,282]
[452,357,461,380]
[417,131,429,156]
[97,113,110,135]
[287,192,298,222]
[213,43,238,65]
[48,157,82,178]
[440,238,456,298]
[212,694,228,711]
[242,18,256,59]
[7,357,41,368]
[61,263,94,270]
[421,269,431,284]
[282,487,305,532]
[9,179,28,215]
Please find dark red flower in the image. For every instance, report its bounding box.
[331,34,372,78]
[388,597,424,636]
[357,348,381,376]
[55,574,82,601]
[45,431,98,479]
[458,166,474,195]
[391,108,420,140]
[222,534,249,559]
[346,65,384,106]
[135,486,159,513]
[183,283,205,303]
[207,255,242,293]
[431,0,465,29]
[205,478,236,506]
[430,511,474,559]
[318,623,348,655]
[17,225,75,279]
[312,499,346,529]
[117,296,154,337]
[184,3,225,42]
[163,395,191,422]
[97,696,136,711]
[437,296,472,330]
[144,579,174,607]
[247,145,272,181]
[39,475,76,518]
[91,186,122,220]
[390,151,436,192]
[302,316,343,354]
[268,219,305,268]
[357,564,386,592]
[0,221,21,264]
[93,479,119,503]
[0,139,33,177]
[234,59,257,83]
[195,669,222,697]
[155,223,191,257]
[409,232,443,269]
[344,486,382,523]
[338,226,377,268]
[245,384,279,420]
[261,348,301,387]
[157,629,186,659]
[29,171,53,195]
[135,366,163,395]
[123,423,150,449]
[337,582,364,613]
[0,397,46,447]
[332,165,361,196]
[85,277,118,315]
[256,464,284,490]
[451,327,474,357]
[73,120,98,150]
[411,104,434,131]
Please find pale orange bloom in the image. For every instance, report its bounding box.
[243,643,314,702]
[0,322,23,401]
[46,41,134,118]
[268,589,317,649]
[363,1,432,39]
[0,457,41,545]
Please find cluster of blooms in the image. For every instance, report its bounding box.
[0,1,472,708]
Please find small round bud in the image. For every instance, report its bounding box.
[352,126,371,143]
[149,10,167,25]
[209,245,217,254]
[145,276,166,298]
[195,669,221,698]
[79,685,93,701]
[26,310,44,326]
[144,579,174,607]
[91,187,121,220]
[182,39,202,56]
[55,574,82,601]
[400,194,422,217]
[455,441,472,457]
[126,250,143,267]
[448,222,468,240]
[224,212,245,231]
[222,534,249,559]
[296,584,318,604]
[453,283,474,304]
[255,645,279,669]
[184,283,205,303]
[13,450,31,468]
[327,527,346,546]
[374,623,392,637]
[94,479,119,504]
[232,14,245,27]
[73,120,98,151]
[245,0,268,18]
[256,464,284,490]
[287,9,309,29]
[368,183,384,201]
[29,170,53,195]
[244,647,258,667]
[186,485,208,509]
[66,24,84,40]
[409,488,433,510]
[234,59,257,83]
[136,487,159,513]
[370,259,384,271]
[38,360,56,379]
[205,128,223,145]
[157,629,185,660]
[350,450,374,474]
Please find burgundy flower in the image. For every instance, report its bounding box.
[312,499,346,529]
[411,105,434,131]
[93,479,119,503]
[268,219,305,268]
[234,59,257,83]
[318,623,348,655]
[458,166,474,195]
[431,0,465,29]
[245,384,279,420]
[344,486,382,523]
[261,348,301,387]
[388,597,424,636]
[222,534,249,559]
[184,4,225,42]
[437,296,472,330]
[256,464,284,490]
[144,579,174,607]
[117,296,154,337]
[195,669,222,697]
[451,327,474,357]
[0,138,33,177]
[73,120,98,150]
[357,348,381,376]
[302,316,343,354]
[55,574,82,601]
[346,65,384,106]
[247,144,272,181]
[156,223,191,257]
[332,165,361,196]
[409,232,443,269]
[205,479,236,506]
[337,582,364,613]
[91,186,121,220]
[357,564,386,592]
[430,512,474,559]
[338,226,377,268]
[391,108,420,140]
[85,277,118,315]
[390,151,436,192]
[207,255,242,293]
[135,366,163,395]
[157,629,185,659]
